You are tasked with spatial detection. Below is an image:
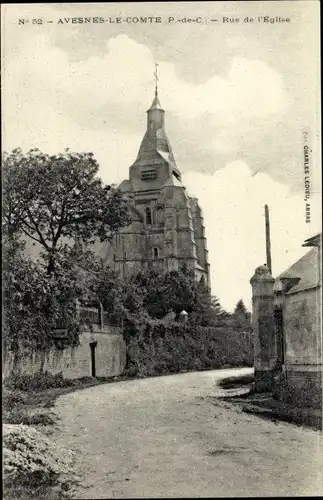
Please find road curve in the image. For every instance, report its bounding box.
[52,368,323,498]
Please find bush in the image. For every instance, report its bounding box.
[4,406,57,426]
[3,388,27,407]
[4,371,76,392]
[3,424,74,497]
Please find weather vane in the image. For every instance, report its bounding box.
[154,62,159,95]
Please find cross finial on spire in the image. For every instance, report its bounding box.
[154,62,159,96]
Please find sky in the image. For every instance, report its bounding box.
[2,1,321,311]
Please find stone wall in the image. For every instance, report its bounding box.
[3,327,127,380]
[282,287,322,407]
[281,367,322,407]
[283,287,321,366]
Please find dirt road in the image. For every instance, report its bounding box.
[52,368,322,498]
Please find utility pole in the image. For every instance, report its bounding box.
[265,204,272,274]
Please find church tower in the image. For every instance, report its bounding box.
[98,75,210,288]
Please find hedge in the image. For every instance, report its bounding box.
[125,321,253,378]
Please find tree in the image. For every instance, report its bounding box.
[2,148,131,273]
[120,268,228,326]
[234,299,248,315]
[196,294,230,327]
[232,299,252,331]
[128,268,201,319]
[2,236,84,368]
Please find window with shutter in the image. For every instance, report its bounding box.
[141,169,157,180]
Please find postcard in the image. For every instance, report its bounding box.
[2,2,322,499]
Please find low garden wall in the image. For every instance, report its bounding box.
[3,327,127,379]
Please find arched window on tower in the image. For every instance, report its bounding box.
[145,207,152,225]
[155,205,164,225]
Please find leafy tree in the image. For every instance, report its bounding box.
[75,251,125,320]
[128,268,200,319]
[2,148,132,358]
[112,267,228,326]
[2,148,131,273]
[2,236,84,368]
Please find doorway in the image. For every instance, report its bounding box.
[89,341,98,377]
[274,306,285,367]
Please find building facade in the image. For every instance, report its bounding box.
[273,233,322,407]
[251,233,322,407]
[96,89,210,287]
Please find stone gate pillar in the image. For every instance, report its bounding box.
[250,264,277,392]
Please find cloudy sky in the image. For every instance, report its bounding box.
[2,1,321,311]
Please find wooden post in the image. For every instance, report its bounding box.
[265,204,272,275]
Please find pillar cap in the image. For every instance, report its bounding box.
[250,264,275,283]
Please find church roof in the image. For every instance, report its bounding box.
[302,233,321,247]
[161,174,183,188]
[131,90,178,169]
[274,247,320,294]
[148,92,164,111]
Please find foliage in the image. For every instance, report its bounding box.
[2,373,107,432]
[3,424,74,497]
[193,294,231,327]
[127,267,228,323]
[2,147,131,273]
[85,264,229,337]
[234,299,248,315]
[4,406,57,427]
[125,320,254,378]
[2,147,132,357]
[232,299,252,331]
[4,371,77,392]
[132,268,200,318]
[72,249,124,319]
[2,236,83,356]
[3,389,27,408]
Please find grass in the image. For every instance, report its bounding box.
[239,394,322,430]
[3,372,128,417]
[215,379,322,430]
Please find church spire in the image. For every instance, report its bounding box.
[148,63,164,111]
[154,62,159,95]
[130,64,180,176]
